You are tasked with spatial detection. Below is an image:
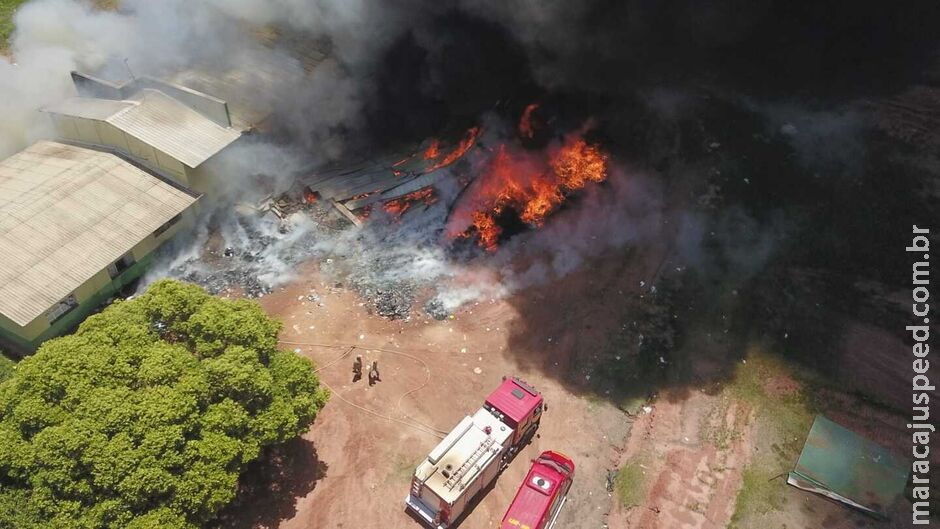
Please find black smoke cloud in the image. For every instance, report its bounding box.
[4,0,938,158]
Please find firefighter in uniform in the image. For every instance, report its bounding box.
[368,361,381,386]
[352,355,363,382]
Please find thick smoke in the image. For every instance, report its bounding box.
[2,0,937,317]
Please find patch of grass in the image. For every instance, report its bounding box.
[727,349,816,528]
[730,352,816,461]
[0,0,28,54]
[731,466,787,524]
[614,461,648,509]
[388,453,418,484]
[1,0,119,54]
[0,353,15,383]
[699,396,741,450]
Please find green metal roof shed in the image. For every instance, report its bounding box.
[788,415,910,519]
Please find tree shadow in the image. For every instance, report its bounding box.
[210,437,328,529]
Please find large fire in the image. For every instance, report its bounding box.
[454,135,609,251]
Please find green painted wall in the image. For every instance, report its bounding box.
[0,210,195,355]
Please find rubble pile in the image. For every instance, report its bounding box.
[169,192,343,298]
[322,251,421,320]
[423,298,449,320]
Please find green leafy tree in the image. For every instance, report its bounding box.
[0,280,328,528]
[0,355,13,384]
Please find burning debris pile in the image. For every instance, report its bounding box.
[445,108,611,251]
[162,180,452,320]
[166,190,345,299]
[299,126,483,226]
[453,136,608,250]
[149,99,615,321]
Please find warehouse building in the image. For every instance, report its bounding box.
[0,141,199,354]
[41,72,243,195]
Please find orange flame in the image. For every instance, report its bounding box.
[426,127,481,172]
[303,187,319,204]
[519,103,540,139]
[457,135,608,250]
[384,188,438,218]
[423,139,441,160]
[550,138,608,188]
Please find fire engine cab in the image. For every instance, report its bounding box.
[500,451,575,529]
[405,377,544,528]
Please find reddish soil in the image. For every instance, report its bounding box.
[226,261,632,529]
[607,393,753,529]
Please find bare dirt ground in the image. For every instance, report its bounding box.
[220,260,633,529]
[607,393,753,529]
[205,254,930,529]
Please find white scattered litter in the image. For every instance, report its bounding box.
[473,367,482,374]
[642,406,653,414]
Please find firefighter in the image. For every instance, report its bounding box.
[352,355,363,382]
[368,360,380,386]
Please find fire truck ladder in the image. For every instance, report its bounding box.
[444,436,496,491]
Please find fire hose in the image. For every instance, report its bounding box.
[278,340,449,439]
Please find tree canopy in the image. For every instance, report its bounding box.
[0,280,328,529]
[0,355,13,384]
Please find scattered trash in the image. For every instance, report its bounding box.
[424,298,449,320]
[605,470,618,492]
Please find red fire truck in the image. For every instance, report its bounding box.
[405,377,544,528]
[500,451,575,529]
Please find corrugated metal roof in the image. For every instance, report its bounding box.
[0,141,198,327]
[42,98,133,121]
[42,89,241,168]
[789,415,910,518]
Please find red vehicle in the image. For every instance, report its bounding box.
[500,451,575,529]
[406,377,544,528]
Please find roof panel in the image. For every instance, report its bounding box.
[42,90,241,168]
[0,141,198,326]
[42,98,134,121]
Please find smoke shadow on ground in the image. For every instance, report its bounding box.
[210,437,328,529]
[494,246,750,406]
[486,89,930,410]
